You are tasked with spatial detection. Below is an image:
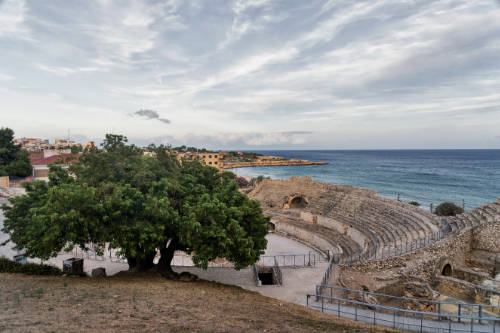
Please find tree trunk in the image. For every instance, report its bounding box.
[127,250,156,272]
[157,240,177,278]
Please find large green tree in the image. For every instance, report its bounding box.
[1,134,269,276]
[0,127,32,177]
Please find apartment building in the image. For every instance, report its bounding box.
[14,138,50,151]
[176,152,224,169]
[54,138,81,148]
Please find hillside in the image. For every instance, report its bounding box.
[0,272,394,333]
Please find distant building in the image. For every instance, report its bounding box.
[14,137,50,152]
[142,151,157,157]
[176,152,224,169]
[54,138,81,148]
[84,141,96,149]
[30,151,81,181]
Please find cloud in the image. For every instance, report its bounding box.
[219,0,283,49]
[0,0,29,38]
[132,109,171,124]
[2,0,500,149]
[0,72,14,81]
[178,131,315,148]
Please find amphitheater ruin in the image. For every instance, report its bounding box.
[2,176,500,331]
[249,176,500,329]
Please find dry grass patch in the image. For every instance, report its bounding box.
[0,272,396,332]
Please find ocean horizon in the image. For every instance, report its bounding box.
[231,149,500,211]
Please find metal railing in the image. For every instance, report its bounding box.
[317,255,336,301]
[252,264,260,286]
[59,247,127,263]
[316,228,447,300]
[307,291,500,333]
[62,246,326,270]
[273,257,283,285]
[317,285,500,322]
[257,251,326,267]
[334,230,446,265]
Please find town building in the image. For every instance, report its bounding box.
[54,138,81,148]
[176,152,224,169]
[14,137,50,151]
[29,150,81,181]
[84,141,96,149]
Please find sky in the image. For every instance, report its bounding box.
[1,0,500,149]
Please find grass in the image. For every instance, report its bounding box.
[0,272,397,333]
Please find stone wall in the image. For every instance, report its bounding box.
[344,229,472,282]
[472,220,500,252]
[273,221,340,255]
[298,211,368,249]
[437,276,500,308]
[315,215,368,250]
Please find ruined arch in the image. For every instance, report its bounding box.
[442,263,452,276]
[289,195,308,209]
[436,257,454,278]
[268,221,276,231]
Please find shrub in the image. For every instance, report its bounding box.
[435,202,464,216]
[0,256,62,276]
[408,201,420,206]
[235,176,249,188]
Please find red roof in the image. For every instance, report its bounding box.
[30,153,82,166]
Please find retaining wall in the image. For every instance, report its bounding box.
[274,221,340,255]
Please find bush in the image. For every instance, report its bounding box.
[408,201,420,206]
[435,202,464,216]
[235,176,249,188]
[0,256,62,276]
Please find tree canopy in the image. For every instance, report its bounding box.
[1,134,269,276]
[0,127,32,177]
[435,201,464,216]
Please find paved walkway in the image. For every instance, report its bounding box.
[173,233,328,303]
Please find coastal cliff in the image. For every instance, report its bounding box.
[222,153,327,169]
[223,159,327,169]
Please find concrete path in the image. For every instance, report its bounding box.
[173,233,328,303]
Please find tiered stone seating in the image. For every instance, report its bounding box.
[320,197,445,261]
[270,210,362,258]
[250,177,499,264]
[287,219,361,257]
[447,201,500,234]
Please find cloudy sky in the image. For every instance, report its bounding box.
[1,0,500,149]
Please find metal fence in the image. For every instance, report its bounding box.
[257,251,326,267]
[273,257,283,285]
[316,229,447,300]
[317,285,500,322]
[334,230,446,265]
[61,246,325,271]
[60,247,128,263]
[252,264,259,286]
[307,289,500,333]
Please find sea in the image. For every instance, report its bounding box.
[230,150,500,211]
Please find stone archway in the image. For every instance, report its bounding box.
[268,221,276,231]
[442,263,452,276]
[434,257,454,280]
[289,195,308,209]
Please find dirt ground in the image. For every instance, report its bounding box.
[0,272,396,333]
